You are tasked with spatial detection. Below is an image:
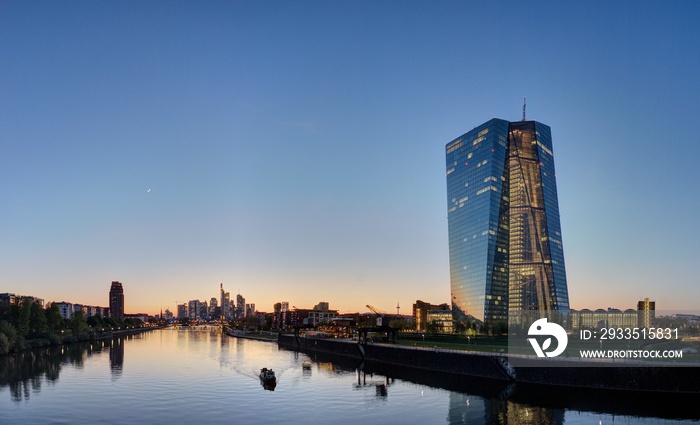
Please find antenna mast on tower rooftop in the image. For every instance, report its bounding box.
[522,96,527,121]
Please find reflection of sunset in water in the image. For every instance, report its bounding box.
[0,328,696,424]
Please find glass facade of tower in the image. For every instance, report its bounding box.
[446,119,510,323]
[507,122,569,312]
[446,118,569,324]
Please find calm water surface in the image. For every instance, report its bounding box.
[0,327,697,425]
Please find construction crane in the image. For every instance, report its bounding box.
[366,304,386,315]
[366,305,388,327]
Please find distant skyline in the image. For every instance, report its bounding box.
[2,2,699,315]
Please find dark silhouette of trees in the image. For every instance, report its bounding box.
[0,299,148,355]
[45,303,63,332]
[29,301,48,337]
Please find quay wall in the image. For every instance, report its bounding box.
[278,334,365,359]
[278,334,700,393]
[278,334,508,380]
[93,326,164,340]
[362,341,508,380]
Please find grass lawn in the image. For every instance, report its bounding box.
[395,336,508,353]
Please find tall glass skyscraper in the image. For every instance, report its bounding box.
[445,118,569,324]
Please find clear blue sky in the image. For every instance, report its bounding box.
[2,1,698,315]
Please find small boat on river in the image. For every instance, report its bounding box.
[259,368,276,391]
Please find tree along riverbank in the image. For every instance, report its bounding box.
[0,298,158,356]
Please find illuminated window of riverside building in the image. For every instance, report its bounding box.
[445,118,569,326]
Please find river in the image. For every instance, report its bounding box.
[0,326,696,424]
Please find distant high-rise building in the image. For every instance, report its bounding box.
[273,303,282,329]
[188,300,201,320]
[220,284,225,317]
[236,293,245,319]
[446,118,570,324]
[638,298,656,328]
[245,303,255,318]
[274,301,291,330]
[177,304,187,319]
[209,297,218,318]
[220,284,232,319]
[109,281,125,319]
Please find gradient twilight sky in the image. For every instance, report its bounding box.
[2,1,699,316]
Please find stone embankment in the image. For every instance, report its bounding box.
[278,334,700,393]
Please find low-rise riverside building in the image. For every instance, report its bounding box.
[413,300,450,332]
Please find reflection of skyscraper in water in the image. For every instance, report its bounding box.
[110,337,124,378]
[503,401,564,425]
[447,393,565,424]
[447,393,493,424]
